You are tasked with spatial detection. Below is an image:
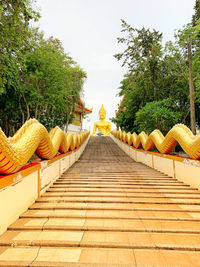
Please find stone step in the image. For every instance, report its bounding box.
[21,209,197,220]
[67,172,168,174]
[67,170,167,174]
[8,218,200,234]
[1,230,200,251]
[39,198,200,205]
[68,170,155,173]
[51,184,193,190]
[0,247,200,266]
[58,179,177,182]
[47,188,200,193]
[54,181,183,185]
[61,174,170,178]
[57,176,179,180]
[59,176,176,179]
[29,202,200,213]
[36,196,200,205]
[61,176,171,180]
[42,192,200,199]
[61,172,170,174]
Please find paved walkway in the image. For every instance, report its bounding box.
[1,137,200,266]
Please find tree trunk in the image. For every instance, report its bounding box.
[5,115,9,136]
[35,102,39,119]
[182,109,190,125]
[188,40,196,135]
[22,94,30,121]
[65,115,70,132]
[66,107,73,132]
[19,100,25,124]
[80,116,83,132]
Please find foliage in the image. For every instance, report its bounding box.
[135,99,182,135]
[112,18,198,133]
[0,0,40,93]
[0,1,86,135]
[192,0,200,26]
[20,32,86,130]
[114,20,163,100]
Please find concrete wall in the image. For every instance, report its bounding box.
[0,168,39,235]
[111,134,200,191]
[0,136,90,235]
[40,160,60,194]
[67,124,81,133]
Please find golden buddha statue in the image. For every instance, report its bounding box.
[92,105,111,136]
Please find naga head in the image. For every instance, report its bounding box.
[99,104,106,120]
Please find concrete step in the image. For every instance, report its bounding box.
[54,181,184,186]
[36,196,200,204]
[66,176,172,179]
[1,247,200,266]
[2,230,200,251]
[58,179,178,182]
[42,192,200,199]
[47,188,200,194]
[8,218,200,234]
[51,184,193,190]
[21,208,198,220]
[30,201,200,210]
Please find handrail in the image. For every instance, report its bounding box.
[0,119,90,174]
[111,124,200,160]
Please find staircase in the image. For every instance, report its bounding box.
[0,137,200,266]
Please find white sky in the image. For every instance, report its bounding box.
[35,0,196,131]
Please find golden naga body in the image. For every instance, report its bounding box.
[92,105,111,136]
[111,124,200,160]
[0,119,89,174]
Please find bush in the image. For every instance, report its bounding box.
[135,98,182,134]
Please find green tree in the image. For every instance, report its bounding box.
[0,0,40,135]
[192,0,200,26]
[114,19,163,99]
[175,24,197,133]
[0,1,87,136]
[64,66,87,131]
[113,20,191,133]
[0,0,40,93]
[135,99,182,135]
[20,32,86,130]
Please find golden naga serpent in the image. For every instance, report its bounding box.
[0,119,90,174]
[111,124,200,160]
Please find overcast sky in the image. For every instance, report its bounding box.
[35,0,196,131]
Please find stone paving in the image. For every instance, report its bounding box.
[1,137,200,265]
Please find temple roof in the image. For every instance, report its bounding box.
[75,97,92,114]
